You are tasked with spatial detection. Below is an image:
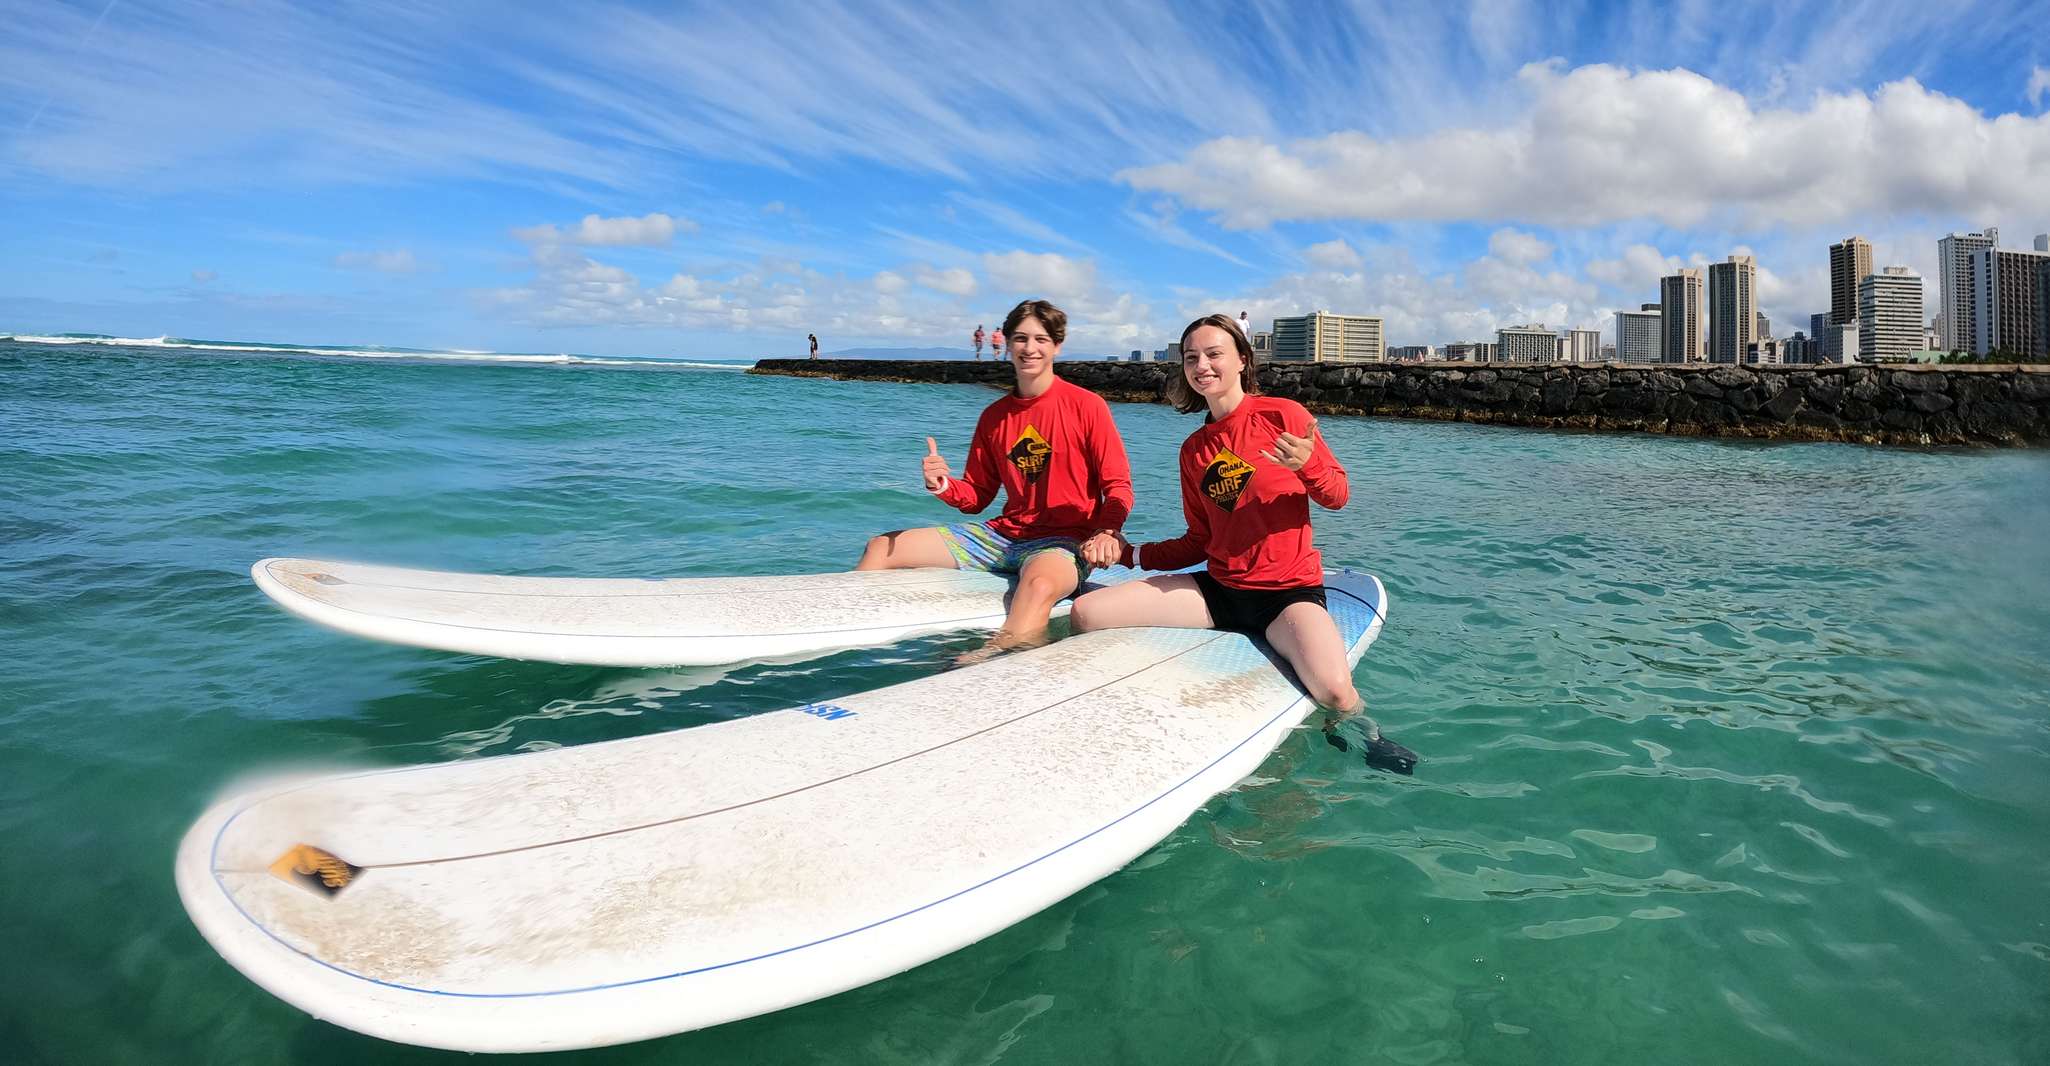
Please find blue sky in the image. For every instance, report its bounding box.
[3,0,2047,357]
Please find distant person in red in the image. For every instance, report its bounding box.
[1071,314,1413,770]
[808,333,819,359]
[992,326,1007,360]
[857,299,1134,663]
[973,324,986,360]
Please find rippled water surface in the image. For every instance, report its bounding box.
[3,340,2047,1064]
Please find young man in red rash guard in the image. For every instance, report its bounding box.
[857,299,1134,661]
[1072,314,1410,769]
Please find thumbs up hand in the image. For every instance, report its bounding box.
[922,437,952,492]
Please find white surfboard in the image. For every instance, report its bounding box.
[178,571,1386,1053]
[251,557,1137,667]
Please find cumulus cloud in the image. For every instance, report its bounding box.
[1487,228,1553,265]
[1585,243,1686,288]
[482,243,1156,351]
[1303,239,1362,269]
[2030,66,2050,110]
[511,212,692,247]
[915,266,977,297]
[332,248,420,273]
[1122,61,2050,229]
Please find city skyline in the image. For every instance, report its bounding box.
[4,2,2050,358]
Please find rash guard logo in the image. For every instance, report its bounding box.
[1007,424,1052,482]
[1201,448,1256,512]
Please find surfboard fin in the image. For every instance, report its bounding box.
[268,844,361,897]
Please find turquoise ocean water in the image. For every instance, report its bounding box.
[2,337,2047,1064]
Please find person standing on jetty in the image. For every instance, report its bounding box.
[857,299,1134,663]
[992,325,1007,360]
[1071,314,1413,770]
[808,333,819,359]
[973,324,986,360]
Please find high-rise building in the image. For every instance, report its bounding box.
[1441,341,1495,363]
[1496,324,1559,363]
[2037,234,2050,253]
[1614,308,1663,363]
[1783,332,1820,364]
[1830,236,1873,328]
[1858,266,1923,363]
[1559,328,1601,363]
[1938,228,1998,352]
[1707,255,1757,364]
[1755,312,1771,339]
[1744,338,1786,365]
[1659,269,1705,363]
[1270,311,1385,362]
[1971,247,2050,360]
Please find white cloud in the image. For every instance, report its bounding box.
[1303,239,1361,269]
[981,251,1098,303]
[511,212,691,248]
[1585,243,1685,288]
[1122,61,2050,230]
[190,268,217,283]
[915,266,977,297]
[1486,228,1552,265]
[2029,66,2050,110]
[483,241,1156,352]
[332,248,420,273]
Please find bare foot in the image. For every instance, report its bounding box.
[950,628,1049,667]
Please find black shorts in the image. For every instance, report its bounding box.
[1192,571,1327,636]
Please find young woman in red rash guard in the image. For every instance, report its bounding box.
[857,299,1134,662]
[1073,314,1365,721]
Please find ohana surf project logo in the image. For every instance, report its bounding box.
[1200,448,1255,513]
[1007,425,1052,482]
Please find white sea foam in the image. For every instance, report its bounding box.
[2,332,748,370]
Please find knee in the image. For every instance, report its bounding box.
[858,534,892,568]
[1019,571,1065,604]
[1070,594,1102,632]
[1308,676,1360,713]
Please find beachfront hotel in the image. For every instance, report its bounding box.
[1614,305,1662,363]
[1494,324,1559,363]
[1858,266,1924,364]
[1707,255,1757,364]
[1269,311,1386,362]
[1937,227,1998,353]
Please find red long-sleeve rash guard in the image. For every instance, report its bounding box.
[933,377,1135,541]
[1133,395,1348,590]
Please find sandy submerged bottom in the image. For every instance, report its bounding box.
[3,340,2049,1064]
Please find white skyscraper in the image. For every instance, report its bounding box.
[1559,328,1601,363]
[1496,324,1559,363]
[1858,266,1923,363]
[1938,228,1998,352]
[1614,308,1663,363]
[1270,311,1385,362]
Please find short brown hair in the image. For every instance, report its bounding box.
[1003,299,1067,344]
[1164,314,1260,414]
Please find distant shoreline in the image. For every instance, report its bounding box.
[752,358,2050,448]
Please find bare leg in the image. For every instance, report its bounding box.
[1070,573,1214,632]
[855,527,958,572]
[1262,601,1362,716]
[989,550,1081,648]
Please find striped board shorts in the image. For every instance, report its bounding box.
[938,521,1090,580]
